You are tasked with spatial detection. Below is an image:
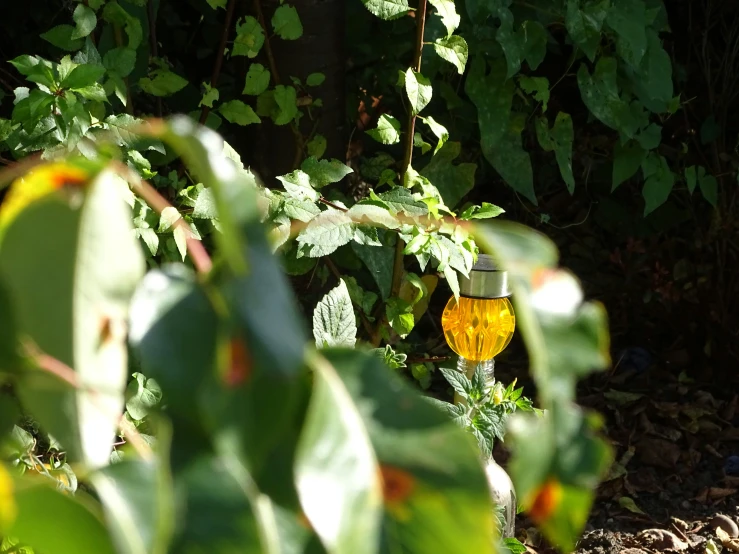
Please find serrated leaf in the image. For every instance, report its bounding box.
[434,35,469,74]
[301,157,353,188]
[243,64,270,95]
[366,114,401,144]
[297,210,355,257]
[347,204,400,229]
[283,197,321,222]
[272,5,303,40]
[139,69,188,97]
[218,100,261,126]
[439,366,472,400]
[273,85,298,125]
[377,187,429,216]
[312,279,357,348]
[359,0,410,19]
[277,169,320,201]
[72,4,97,40]
[429,0,460,35]
[233,16,265,58]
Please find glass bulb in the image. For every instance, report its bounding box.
[441,296,516,361]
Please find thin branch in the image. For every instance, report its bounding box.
[118,163,213,275]
[199,0,238,124]
[318,197,348,212]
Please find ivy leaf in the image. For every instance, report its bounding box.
[272,5,303,40]
[420,142,476,208]
[301,157,353,188]
[522,20,548,70]
[277,169,320,201]
[243,63,270,95]
[520,76,550,112]
[297,210,355,257]
[433,35,469,74]
[313,279,357,348]
[366,114,401,144]
[306,73,325,87]
[125,372,162,421]
[71,4,97,40]
[233,16,265,58]
[429,0,460,35]
[273,85,298,125]
[565,0,609,61]
[612,140,646,191]
[422,116,449,154]
[404,69,432,115]
[41,25,84,52]
[605,0,647,68]
[218,100,261,126]
[641,153,674,216]
[139,69,188,97]
[360,0,410,19]
[535,113,575,193]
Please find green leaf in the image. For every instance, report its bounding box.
[377,187,429,216]
[273,85,298,125]
[92,457,173,554]
[523,20,548,70]
[641,153,674,215]
[520,76,550,112]
[404,69,432,115]
[306,134,327,158]
[344,276,378,316]
[41,25,84,52]
[297,210,355,257]
[139,70,188,97]
[272,5,303,40]
[199,83,220,108]
[103,47,136,78]
[10,482,117,553]
[313,280,357,348]
[605,0,647,67]
[306,72,325,87]
[72,4,97,39]
[0,169,145,470]
[233,16,265,58]
[296,352,382,554]
[685,165,697,195]
[421,116,449,155]
[565,0,609,61]
[460,202,505,219]
[385,297,414,337]
[75,82,108,102]
[429,0,460,35]
[102,2,143,49]
[466,56,514,150]
[698,168,718,207]
[301,157,353,188]
[433,35,469,74]
[366,113,401,144]
[612,140,645,191]
[206,0,228,8]
[536,113,575,193]
[277,169,320,201]
[60,64,106,90]
[360,0,410,19]
[243,64,270,95]
[218,100,261,126]
[420,141,476,208]
[283,197,321,222]
[489,116,536,204]
[125,372,162,421]
[634,31,673,105]
[496,8,524,78]
[347,203,400,230]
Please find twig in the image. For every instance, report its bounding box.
[199,0,238,125]
[318,197,348,212]
[324,258,375,338]
[148,0,163,118]
[117,163,213,274]
[253,0,305,168]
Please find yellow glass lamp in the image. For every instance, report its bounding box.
[442,254,515,379]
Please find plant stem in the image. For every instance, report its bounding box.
[371,0,428,347]
[253,0,305,168]
[199,0,238,125]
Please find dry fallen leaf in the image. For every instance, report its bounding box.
[636,529,689,551]
[717,527,739,552]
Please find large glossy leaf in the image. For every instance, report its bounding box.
[296,352,383,554]
[324,350,495,554]
[0,168,145,469]
[10,480,116,553]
